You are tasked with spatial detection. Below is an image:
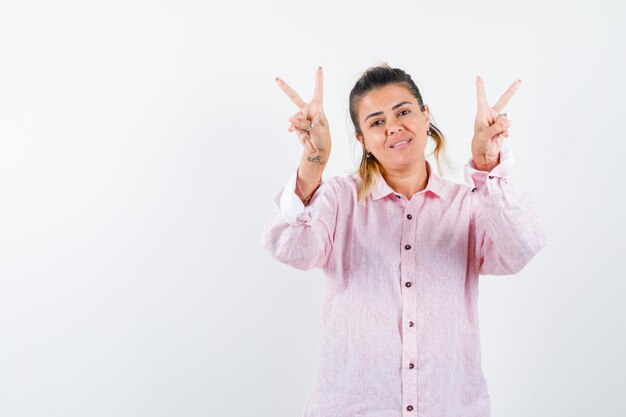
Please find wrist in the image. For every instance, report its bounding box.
[472,153,500,172]
[303,145,331,164]
[296,149,329,205]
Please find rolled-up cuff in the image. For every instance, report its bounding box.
[272,168,326,226]
[464,140,515,189]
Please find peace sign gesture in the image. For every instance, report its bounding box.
[471,76,521,170]
[276,67,331,155]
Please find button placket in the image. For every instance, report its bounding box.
[400,202,418,415]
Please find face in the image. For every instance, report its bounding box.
[355,84,430,171]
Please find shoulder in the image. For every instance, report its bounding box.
[434,174,474,202]
[316,172,361,206]
[322,172,360,192]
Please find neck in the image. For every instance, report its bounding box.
[381,159,429,200]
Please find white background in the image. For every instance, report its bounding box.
[0,1,624,416]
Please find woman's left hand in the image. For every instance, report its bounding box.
[471,76,521,171]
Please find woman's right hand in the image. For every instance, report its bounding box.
[275,67,331,155]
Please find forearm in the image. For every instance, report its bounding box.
[472,174,546,275]
[262,163,338,271]
[296,147,331,205]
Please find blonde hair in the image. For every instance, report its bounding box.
[348,63,449,203]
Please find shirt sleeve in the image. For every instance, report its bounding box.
[466,141,547,276]
[260,167,338,271]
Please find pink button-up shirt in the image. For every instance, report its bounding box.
[260,144,546,417]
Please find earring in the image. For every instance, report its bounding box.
[427,129,432,136]
[366,150,372,158]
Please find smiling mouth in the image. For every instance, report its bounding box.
[390,139,412,148]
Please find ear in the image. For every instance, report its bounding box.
[422,104,431,129]
[355,132,363,145]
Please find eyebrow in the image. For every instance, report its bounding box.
[364,101,413,124]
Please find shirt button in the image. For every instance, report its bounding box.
[405,244,411,250]
[407,214,412,219]
[409,321,414,327]
[405,282,412,287]
[409,363,414,369]
[471,187,477,192]
[396,194,401,199]
[407,405,414,411]
[488,175,494,179]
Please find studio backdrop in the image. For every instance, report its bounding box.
[0,1,624,417]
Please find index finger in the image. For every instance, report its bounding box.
[312,66,324,103]
[275,77,306,110]
[476,76,489,110]
[492,79,521,113]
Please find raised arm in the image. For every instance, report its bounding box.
[261,67,338,271]
[276,66,332,206]
[467,76,546,276]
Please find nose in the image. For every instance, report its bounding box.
[387,120,403,134]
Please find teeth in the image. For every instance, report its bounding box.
[392,140,409,148]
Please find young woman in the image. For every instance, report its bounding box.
[261,64,546,417]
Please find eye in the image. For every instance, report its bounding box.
[370,109,411,128]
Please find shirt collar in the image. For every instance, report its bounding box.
[371,160,450,201]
